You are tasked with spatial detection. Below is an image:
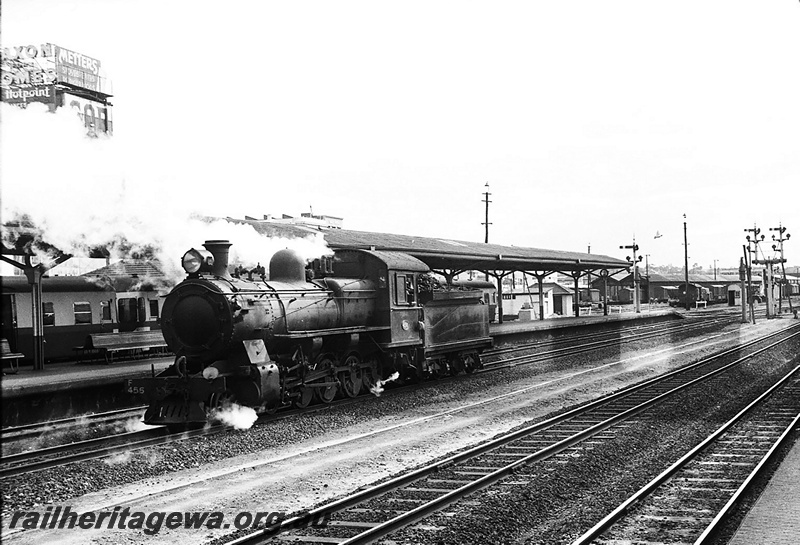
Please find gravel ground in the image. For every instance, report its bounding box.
[383,337,800,545]
[1,316,795,544]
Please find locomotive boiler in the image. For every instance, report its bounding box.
[128,240,493,428]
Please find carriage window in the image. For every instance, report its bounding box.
[138,297,146,322]
[74,302,92,325]
[149,299,159,320]
[42,302,55,326]
[101,301,112,321]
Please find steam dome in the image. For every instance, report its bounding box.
[269,249,306,282]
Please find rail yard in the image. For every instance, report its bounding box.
[2,299,798,544]
[3,4,799,544]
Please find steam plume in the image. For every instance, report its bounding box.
[369,371,400,397]
[1,103,330,286]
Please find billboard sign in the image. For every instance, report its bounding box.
[62,92,113,135]
[52,44,103,93]
[1,43,108,95]
[1,84,56,105]
[1,44,58,101]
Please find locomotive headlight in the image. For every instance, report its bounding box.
[202,366,219,380]
[182,248,214,274]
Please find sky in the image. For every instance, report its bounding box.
[2,0,798,275]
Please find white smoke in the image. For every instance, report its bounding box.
[369,371,400,397]
[103,451,133,465]
[210,402,258,430]
[0,103,331,285]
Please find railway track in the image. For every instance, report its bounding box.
[0,314,762,478]
[2,406,147,446]
[0,424,224,479]
[224,323,800,545]
[572,364,800,545]
[483,314,740,369]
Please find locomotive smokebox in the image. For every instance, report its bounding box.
[270,248,306,282]
[203,240,233,279]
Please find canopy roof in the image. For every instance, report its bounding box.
[239,219,629,276]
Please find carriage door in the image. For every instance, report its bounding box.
[1,294,18,351]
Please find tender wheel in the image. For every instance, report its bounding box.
[430,361,447,379]
[293,386,314,408]
[462,353,478,374]
[449,356,464,377]
[339,353,363,398]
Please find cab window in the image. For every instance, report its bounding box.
[395,274,407,305]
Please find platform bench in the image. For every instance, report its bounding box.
[73,331,169,364]
[1,338,24,375]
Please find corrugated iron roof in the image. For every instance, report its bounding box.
[234,218,629,273]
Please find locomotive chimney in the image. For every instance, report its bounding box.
[203,240,232,278]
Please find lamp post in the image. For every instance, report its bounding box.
[621,239,642,313]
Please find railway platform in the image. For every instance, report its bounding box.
[727,435,800,545]
[0,356,172,400]
[489,307,679,337]
[2,309,680,399]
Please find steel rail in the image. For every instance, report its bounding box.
[0,316,775,478]
[570,363,800,545]
[0,424,224,478]
[485,315,738,368]
[227,324,800,545]
[695,411,800,544]
[2,405,148,437]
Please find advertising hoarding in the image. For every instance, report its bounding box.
[62,92,113,135]
[1,84,56,105]
[52,44,104,93]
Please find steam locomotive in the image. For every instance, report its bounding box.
[128,240,493,428]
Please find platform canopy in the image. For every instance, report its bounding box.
[235,218,629,277]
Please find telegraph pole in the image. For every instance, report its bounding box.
[481,182,492,282]
[739,255,747,323]
[482,182,492,244]
[770,223,792,315]
[683,215,690,311]
[620,238,642,313]
[587,243,592,306]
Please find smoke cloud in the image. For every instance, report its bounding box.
[0,103,330,287]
